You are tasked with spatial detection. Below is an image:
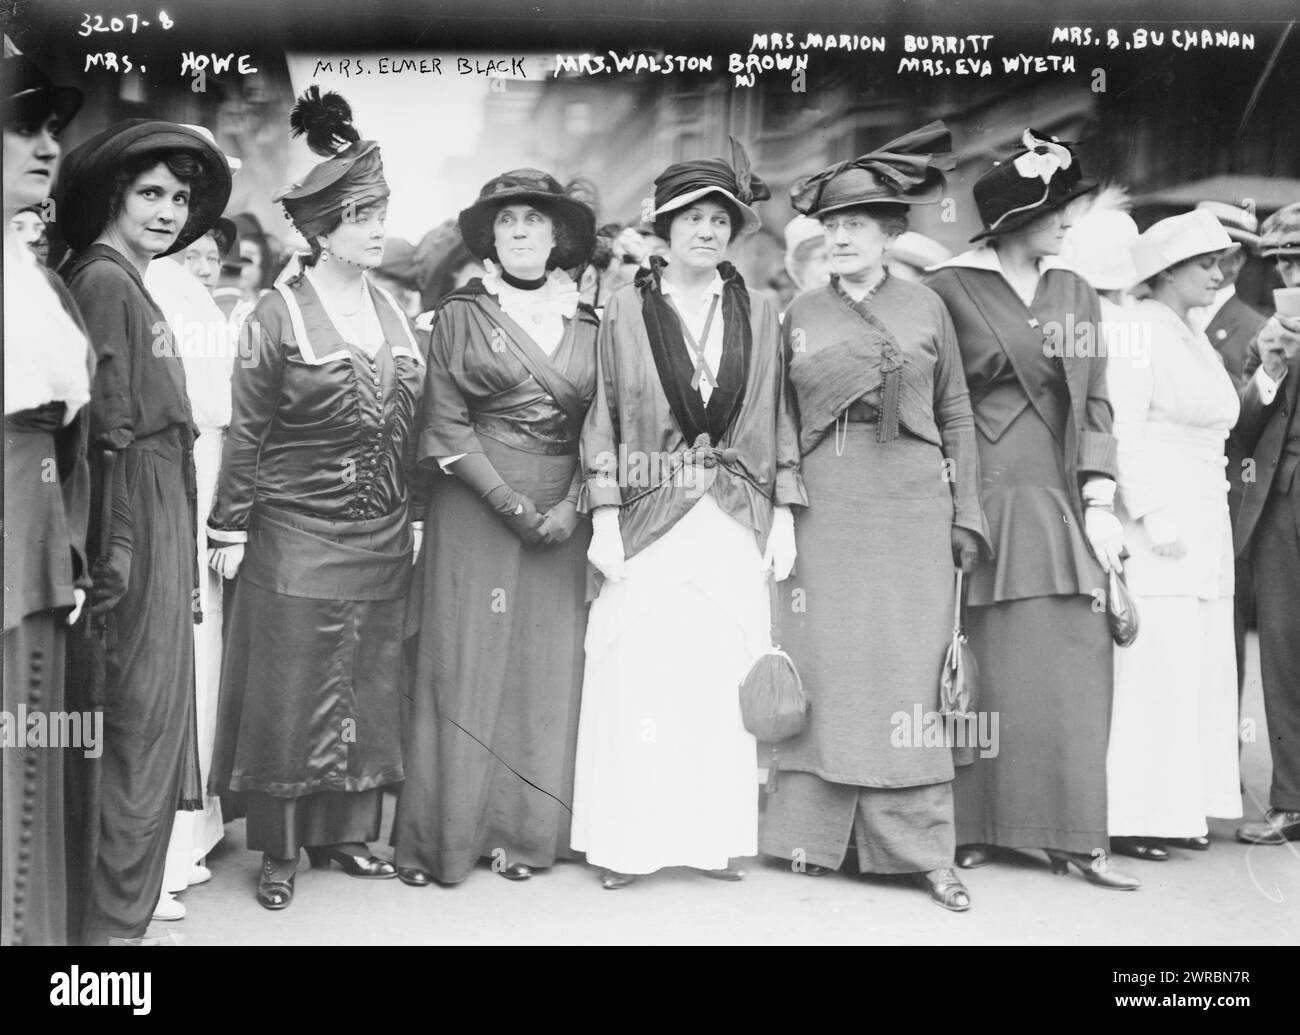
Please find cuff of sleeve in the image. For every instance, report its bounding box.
[1082,477,1117,507]
[1077,431,1118,481]
[775,468,809,508]
[953,502,993,559]
[1254,364,1285,404]
[207,526,248,545]
[586,480,623,508]
[436,452,468,474]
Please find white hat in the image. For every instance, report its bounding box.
[889,231,952,272]
[1063,208,1140,291]
[782,215,824,281]
[1130,209,1238,284]
[653,185,760,237]
[1195,200,1259,248]
[181,123,242,173]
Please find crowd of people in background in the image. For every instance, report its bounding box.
[4,41,1299,945]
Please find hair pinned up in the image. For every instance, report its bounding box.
[289,86,361,157]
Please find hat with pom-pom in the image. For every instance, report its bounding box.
[274,86,388,241]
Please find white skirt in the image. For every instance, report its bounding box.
[571,493,768,874]
[1106,593,1242,837]
[163,429,225,892]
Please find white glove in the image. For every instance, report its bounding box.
[208,544,245,580]
[762,505,797,581]
[587,507,626,582]
[411,523,424,567]
[1082,506,1124,574]
[1142,508,1186,559]
[67,587,86,626]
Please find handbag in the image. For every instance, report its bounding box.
[1107,566,1140,647]
[739,577,808,791]
[939,568,978,720]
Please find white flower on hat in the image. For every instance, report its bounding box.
[1012,129,1072,184]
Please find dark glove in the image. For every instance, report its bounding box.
[536,499,580,546]
[951,527,982,574]
[89,547,131,616]
[485,484,546,546]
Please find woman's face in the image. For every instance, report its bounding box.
[10,209,45,247]
[109,162,192,262]
[1010,204,1076,258]
[3,113,61,216]
[822,209,893,280]
[1162,251,1225,309]
[238,238,263,293]
[792,238,831,291]
[183,232,221,290]
[321,201,387,270]
[492,203,554,280]
[667,199,733,272]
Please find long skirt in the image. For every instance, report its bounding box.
[84,439,200,944]
[244,789,384,857]
[1108,594,1241,836]
[2,614,69,945]
[762,773,955,874]
[394,449,589,883]
[953,595,1112,854]
[571,493,768,875]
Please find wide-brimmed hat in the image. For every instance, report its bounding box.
[651,137,770,237]
[1130,208,1238,284]
[275,87,389,243]
[1259,201,1300,259]
[971,128,1098,242]
[3,49,82,130]
[1196,200,1260,249]
[52,119,233,257]
[458,168,596,269]
[890,231,952,272]
[791,121,954,218]
[1061,184,1139,291]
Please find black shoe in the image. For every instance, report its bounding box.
[1044,848,1141,890]
[955,844,991,869]
[699,865,746,881]
[1235,810,1300,845]
[499,863,533,881]
[802,864,832,877]
[305,845,397,879]
[397,867,434,887]
[1164,836,1211,851]
[1111,837,1170,862]
[257,854,297,910]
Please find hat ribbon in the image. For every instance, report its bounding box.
[791,120,953,214]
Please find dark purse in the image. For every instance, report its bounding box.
[939,569,978,719]
[1107,565,1140,647]
[739,577,808,790]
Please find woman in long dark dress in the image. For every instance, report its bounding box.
[2,51,91,946]
[925,130,1139,890]
[54,120,232,943]
[207,90,422,909]
[393,170,598,886]
[759,124,989,912]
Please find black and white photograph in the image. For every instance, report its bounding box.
[1,0,1296,998]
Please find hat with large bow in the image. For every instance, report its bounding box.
[970,128,1098,242]
[458,168,596,270]
[651,136,771,237]
[790,121,955,217]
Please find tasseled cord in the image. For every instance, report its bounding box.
[876,342,903,443]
